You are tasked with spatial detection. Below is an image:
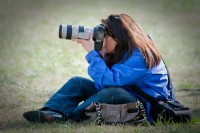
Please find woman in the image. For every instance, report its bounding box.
[23,14,176,123]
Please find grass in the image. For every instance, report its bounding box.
[0,0,200,132]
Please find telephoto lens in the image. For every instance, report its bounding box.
[59,24,106,51]
[59,25,93,40]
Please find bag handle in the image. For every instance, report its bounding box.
[93,101,102,125]
[161,58,174,100]
[126,101,139,110]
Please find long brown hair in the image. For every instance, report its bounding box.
[101,14,161,69]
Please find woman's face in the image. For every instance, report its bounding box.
[100,35,117,57]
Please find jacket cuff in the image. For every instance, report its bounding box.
[85,50,100,62]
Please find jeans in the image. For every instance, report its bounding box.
[42,76,137,122]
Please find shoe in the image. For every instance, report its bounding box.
[23,110,66,123]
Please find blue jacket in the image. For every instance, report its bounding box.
[85,49,176,122]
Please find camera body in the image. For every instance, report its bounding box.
[59,24,105,51]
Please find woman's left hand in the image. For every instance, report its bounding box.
[72,33,94,53]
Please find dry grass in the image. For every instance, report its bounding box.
[0,0,200,132]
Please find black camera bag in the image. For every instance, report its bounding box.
[131,56,192,123]
[150,100,191,123]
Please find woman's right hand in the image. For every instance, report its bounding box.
[72,33,94,53]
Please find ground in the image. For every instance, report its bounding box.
[0,0,200,132]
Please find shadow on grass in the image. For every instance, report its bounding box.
[0,120,30,130]
[0,89,199,130]
[176,88,200,97]
[0,120,64,130]
[192,109,200,117]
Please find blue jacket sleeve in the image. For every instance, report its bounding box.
[85,50,149,91]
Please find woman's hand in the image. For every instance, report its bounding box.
[72,33,94,53]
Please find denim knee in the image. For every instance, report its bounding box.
[66,76,97,99]
[68,76,93,87]
[101,87,128,95]
[101,87,136,100]
[66,76,87,89]
[67,76,84,84]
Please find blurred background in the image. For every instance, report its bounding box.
[0,0,200,130]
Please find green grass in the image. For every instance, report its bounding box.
[0,0,200,132]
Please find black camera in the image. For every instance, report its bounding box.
[59,24,105,51]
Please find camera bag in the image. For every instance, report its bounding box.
[132,57,192,123]
[85,100,146,125]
